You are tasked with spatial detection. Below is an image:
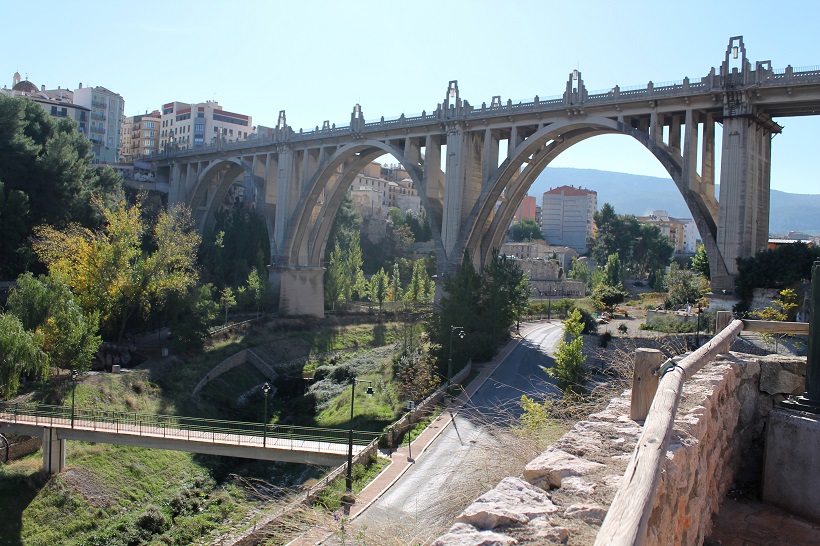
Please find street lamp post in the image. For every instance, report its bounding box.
[346,377,374,493]
[447,326,466,384]
[70,369,79,428]
[262,382,270,447]
[695,303,702,347]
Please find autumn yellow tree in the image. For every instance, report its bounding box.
[33,199,201,341]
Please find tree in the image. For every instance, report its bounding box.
[0,95,124,278]
[547,309,587,396]
[368,268,389,312]
[634,223,674,278]
[603,253,624,288]
[509,219,544,242]
[325,243,346,309]
[404,259,433,307]
[200,207,269,288]
[592,284,628,314]
[389,262,403,302]
[6,273,101,372]
[0,313,49,399]
[0,180,31,277]
[568,257,591,294]
[665,262,704,307]
[691,244,710,279]
[396,352,439,402]
[481,252,530,339]
[33,199,201,341]
[219,287,236,326]
[245,268,266,318]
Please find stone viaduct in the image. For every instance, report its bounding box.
[154,37,820,317]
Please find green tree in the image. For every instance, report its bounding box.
[691,244,710,279]
[509,219,544,242]
[219,287,236,326]
[0,95,124,278]
[368,268,389,312]
[404,259,432,306]
[325,243,346,309]
[591,284,628,314]
[665,263,703,307]
[33,200,201,341]
[734,242,820,306]
[0,313,49,399]
[245,268,266,318]
[0,180,31,277]
[634,223,674,278]
[603,253,624,288]
[568,257,591,294]
[481,252,530,340]
[200,207,269,288]
[6,273,101,372]
[547,309,587,396]
[389,262,403,302]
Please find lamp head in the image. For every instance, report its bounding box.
[71,369,79,381]
[262,382,270,395]
[366,385,375,396]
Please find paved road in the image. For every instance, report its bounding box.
[350,322,564,542]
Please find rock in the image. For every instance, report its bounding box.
[455,477,558,530]
[760,362,805,395]
[432,523,518,546]
[564,503,608,524]
[527,518,570,543]
[523,449,605,489]
[561,476,596,495]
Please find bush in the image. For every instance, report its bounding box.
[576,308,598,335]
[599,331,613,348]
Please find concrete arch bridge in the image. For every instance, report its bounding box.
[154,37,820,317]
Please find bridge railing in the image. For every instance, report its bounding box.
[0,402,379,448]
[594,313,810,546]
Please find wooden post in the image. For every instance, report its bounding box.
[630,349,663,421]
[716,310,732,334]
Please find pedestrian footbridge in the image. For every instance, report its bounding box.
[0,402,378,474]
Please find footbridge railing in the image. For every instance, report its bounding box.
[595,312,810,546]
[0,402,378,450]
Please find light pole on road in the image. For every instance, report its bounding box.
[347,377,374,493]
[448,326,465,384]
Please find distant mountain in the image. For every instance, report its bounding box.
[530,168,820,235]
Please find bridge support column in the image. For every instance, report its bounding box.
[716,115,775,290]
[273,266,324,317]
[42,427,65,475]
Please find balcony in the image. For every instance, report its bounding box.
[91,112,106,121]
[90,125,105,134]
[92,100,107,109]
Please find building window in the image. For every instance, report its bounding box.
[51,106,57,115]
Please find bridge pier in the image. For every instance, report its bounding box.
[273,265,324,317]
[42,427,65,475]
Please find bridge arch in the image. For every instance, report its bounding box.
[458,117,728,283]
[284,139,441,267]
[187,157,256,229]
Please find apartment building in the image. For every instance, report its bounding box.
[159,101,253,151]
[512,195,537,222]
[637,210,697,254]
[121,110,162,163]
[541,185,597,253]
[73,84,125,164]
[5,72,90,139]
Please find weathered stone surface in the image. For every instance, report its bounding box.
[455,477,558,530]
[760,361,805,395]
[564,503,607,524]
[523,449,605,489]
[526,518,570,543]
[432,523,518,546]
[561,476,596,495]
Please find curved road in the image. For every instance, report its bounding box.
[351,322,564,542]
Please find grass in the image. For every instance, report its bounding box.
[2,317,420,546]
[312,455,391,512]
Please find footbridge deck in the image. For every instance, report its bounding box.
[0,402,378,472]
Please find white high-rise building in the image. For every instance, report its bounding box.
[73,84,125,164]
[541,185,597,253]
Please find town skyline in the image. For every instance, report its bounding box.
[3,0,819,194]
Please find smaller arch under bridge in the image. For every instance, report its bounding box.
[0,402,377,474]
[155,36,820,317]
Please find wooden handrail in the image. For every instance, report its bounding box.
[741,319,809,335]
[594,318,745,546]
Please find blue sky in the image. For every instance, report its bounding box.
[3,0,819,194]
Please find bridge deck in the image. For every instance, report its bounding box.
[0,403,377,467]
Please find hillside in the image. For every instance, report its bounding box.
[529,168,820,235]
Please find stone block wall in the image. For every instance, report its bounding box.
[433,353,806,545]
[2,436,42,462]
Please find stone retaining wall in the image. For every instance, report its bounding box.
[191,349,279,396]
[433,353,806,546]
[2,436,42,462]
